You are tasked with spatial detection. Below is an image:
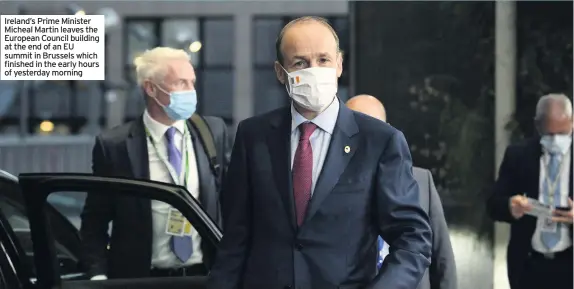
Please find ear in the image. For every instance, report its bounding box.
[143,81,156,98]
[274,61,286,85]
[336,52,343,78]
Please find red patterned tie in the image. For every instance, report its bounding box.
[292,122,317,226]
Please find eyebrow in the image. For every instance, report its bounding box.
[177,78,196,84]
[292,53,333,60]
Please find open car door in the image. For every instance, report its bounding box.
[17,173,222,289]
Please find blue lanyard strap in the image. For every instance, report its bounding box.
[144,125,190,187]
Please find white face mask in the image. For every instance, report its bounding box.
[540,133,572,154]
[283,67,338,112]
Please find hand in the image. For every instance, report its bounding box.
[509,194,532,219]
[552,198,573,224]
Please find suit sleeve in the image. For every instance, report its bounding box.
[427,170,457,289]
[368,131,433,289]
[487,146,517,223]
[207,122,251,289]
[79,136,115,277]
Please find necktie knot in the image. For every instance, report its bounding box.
[550,151,561,158]
[165,127,177,143]
[299,122,317,141]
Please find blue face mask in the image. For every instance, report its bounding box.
[154,87,197,120]
[540,134,572,154]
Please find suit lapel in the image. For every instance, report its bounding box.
[127,117,150,179]
[126,117,151,212]
[527,138,542,200]
[304,104,359,224]
[267,107,297,231]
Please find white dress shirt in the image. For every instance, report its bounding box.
[290,99,339,195]
[143,110,203,268]
[531,147,572,253]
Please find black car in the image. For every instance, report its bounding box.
[0,170,222,289]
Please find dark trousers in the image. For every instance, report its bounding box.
[519,247,573,289]
[149,263,207,277]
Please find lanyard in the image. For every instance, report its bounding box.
[145,125,190,187]
[542,150,569,207]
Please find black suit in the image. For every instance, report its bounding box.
[80,115,229,278]
[487,137,573,289]
[209,101,432,289]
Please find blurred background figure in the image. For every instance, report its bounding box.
[488,94,573,289]
[0,1,571,289]
[347,94,457,289]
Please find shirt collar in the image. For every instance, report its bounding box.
[291,98,339,135]
[142,109,185,142]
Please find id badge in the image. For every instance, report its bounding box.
[183,220,193,236]
[540,217,558,233]
[165,208,185,236]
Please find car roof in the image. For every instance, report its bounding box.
[0,170,17,183]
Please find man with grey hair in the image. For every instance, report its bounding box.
[81,47,230,279]
[488,93,573,289]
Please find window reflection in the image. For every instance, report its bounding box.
[126,21,158,66]
[253,18,287,115]
[161,19,200,67]
[254,70,286,114]
[204,19,234,66]
[31,81,72,118]
[253,19,283,67]
[0,81,17,118]
[0,196,86,280]
[201,70,234,120]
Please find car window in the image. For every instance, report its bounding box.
[43,188,217,282]
[0,195,87,281]
[47,192,88,230]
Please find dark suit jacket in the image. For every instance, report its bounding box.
[208,101,432,289]
[487,137,573,289]
[412,167,457,289]
[80,115,230,279]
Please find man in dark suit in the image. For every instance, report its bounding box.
[488,93,573,289]
[208,17,432,289]
[347,95,458,289]
[80,47,229,279]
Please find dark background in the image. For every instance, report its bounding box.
[353,1,572,288]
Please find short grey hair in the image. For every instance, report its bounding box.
[535,93,573,121]
[133,47,191,86]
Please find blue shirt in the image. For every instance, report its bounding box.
[377,236,389,269]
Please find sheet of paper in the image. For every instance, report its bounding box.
[524,197,553,218]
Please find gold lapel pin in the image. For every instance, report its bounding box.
[344,146,350,154]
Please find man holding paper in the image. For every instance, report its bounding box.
[487,93,573,289]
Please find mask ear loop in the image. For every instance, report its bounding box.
[281,66,293,95]
[151,84,171,108]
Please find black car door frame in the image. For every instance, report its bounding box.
[17,173,222,288]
